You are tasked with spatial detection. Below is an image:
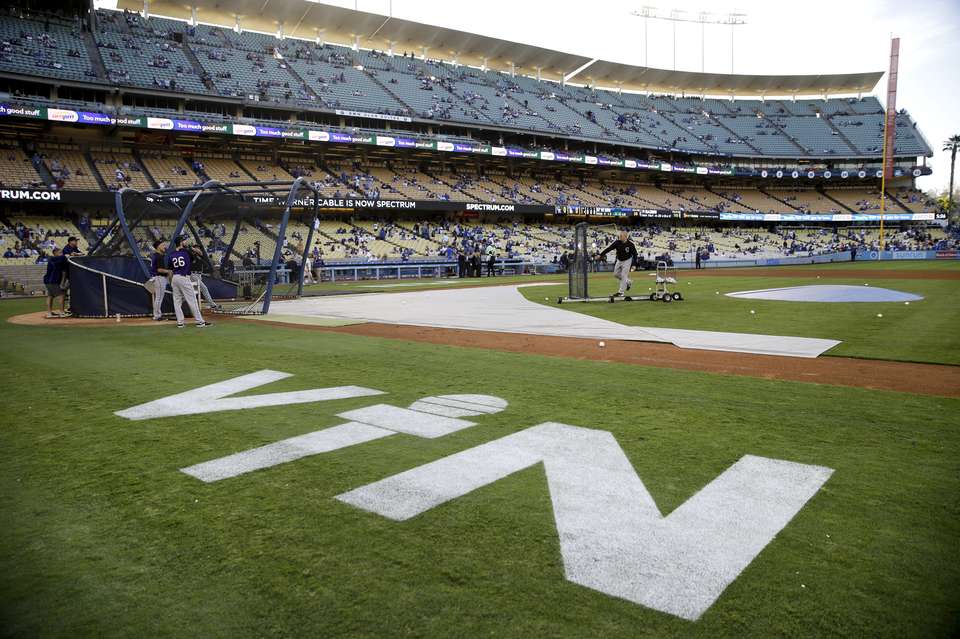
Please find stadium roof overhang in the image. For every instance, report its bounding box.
[574,63,883,96]
[118,0,882,95]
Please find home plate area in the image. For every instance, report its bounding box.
[272,284,840,358]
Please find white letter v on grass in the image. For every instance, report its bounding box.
[115,369,384,421]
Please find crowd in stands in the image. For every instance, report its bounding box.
[0,209,955,276]
[264,217,956,267]
[0,218,81,262]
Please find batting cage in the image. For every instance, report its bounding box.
[68,178,323,317]
[558,222,589,303]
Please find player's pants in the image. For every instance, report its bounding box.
[171,274,204,325]
[190,274,216,307]
[613,258,633,295]
[150,276,167,319]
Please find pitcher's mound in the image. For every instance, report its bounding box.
[726,285,923,303]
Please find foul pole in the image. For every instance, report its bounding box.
[879,37,900,255]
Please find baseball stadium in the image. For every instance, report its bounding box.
[0,0,958,635]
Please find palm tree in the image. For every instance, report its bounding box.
[944,135,960,210]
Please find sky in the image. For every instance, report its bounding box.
[98,0,960,193]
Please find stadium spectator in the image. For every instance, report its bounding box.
[62,236,82,257]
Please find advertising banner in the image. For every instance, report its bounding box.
[0,103,933,183]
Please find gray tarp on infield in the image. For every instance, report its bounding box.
[272,285,840,358]
[726,284,924,303]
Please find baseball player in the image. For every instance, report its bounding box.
[149,240,171,321]
[167,237,211,328]
[188,245,222,311]
[43,247,68,318]
[598,230,638,297]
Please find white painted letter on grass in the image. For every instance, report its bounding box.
[181,395,508,482]
[337,422,833,620]
[115,369,384,420]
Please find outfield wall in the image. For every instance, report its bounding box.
[680,249,959,269]
[309,249,959,280]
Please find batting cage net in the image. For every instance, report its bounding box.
[70,179,322,318]
[567,222,589,300]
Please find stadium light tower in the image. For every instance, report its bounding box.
[630,7,747,73]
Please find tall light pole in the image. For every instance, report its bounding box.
[670,9,682,71]
[633,5,656,67]
[729,12,746,73]
[630,8,747,74]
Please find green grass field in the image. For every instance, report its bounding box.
[1,261,959,637]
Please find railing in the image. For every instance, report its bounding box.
[313,260,560,282]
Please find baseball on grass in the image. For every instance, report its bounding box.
[750,310,756,314]
[877,313,883,318]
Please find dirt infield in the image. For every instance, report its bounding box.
[8,312,164,327]
[317,322,959,398]
[10,310,958,397]
[683,268,960,280]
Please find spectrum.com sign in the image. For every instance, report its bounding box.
[0,190,62,201]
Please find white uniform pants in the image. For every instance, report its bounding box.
[151,275,167,319]
[613,258,633,295]
[171,274,204,325]
[190,274,216,306]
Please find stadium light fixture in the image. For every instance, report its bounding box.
[630,7,747,74]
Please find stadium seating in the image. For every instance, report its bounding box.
[36,144,100,191]
[90,150,154,191]
[0,8,947,277]
[193,156,247,183]
[96,29,206,94]
[238,157,296,183]
[0,10,934,161]
[140,153,202,189]
[0,12,96,83]
[0,143,44,189]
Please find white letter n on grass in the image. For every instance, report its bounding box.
[337,422,833,621]
[115,369,384,420]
